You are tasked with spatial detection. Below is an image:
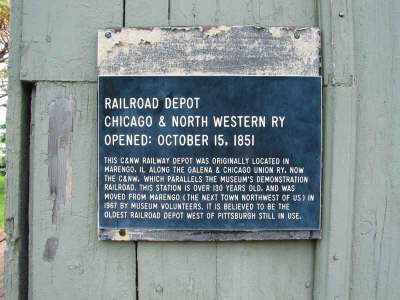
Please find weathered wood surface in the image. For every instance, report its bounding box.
[7,0,400,299]
[125,0,317,28]
[349,0,400,298]
[28,83,136,299]
[168,0,317,27]
[138,241,314,299]
[20,0,123,82]
[122,3,318,299]
[98,26,320,76]
[315,1,400,300]
[313,0,357,299]
[6,0,29,299]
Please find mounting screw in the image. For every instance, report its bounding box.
[305,282,311,288]
[119,229,126,236]
[294,31,300,39]
[105,31,112,39]
[339,11,345,18]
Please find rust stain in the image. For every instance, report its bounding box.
[170,27,200,32]
[202,25,230,37]
[136,27,154,31]
[43,237,59,262]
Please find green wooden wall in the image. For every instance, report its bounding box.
[6,0,400,299]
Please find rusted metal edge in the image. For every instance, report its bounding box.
[99,229,321,242]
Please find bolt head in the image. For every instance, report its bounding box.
[339,12,345,17]
[105,31,112,39]
[294,31,300,39]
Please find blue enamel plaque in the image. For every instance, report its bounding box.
[98,76,321,232]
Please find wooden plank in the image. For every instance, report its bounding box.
[122,2,320,299]
[125,0,169,26]
[5,0,29,299]
[98,26,320,76]
[169,0,317,26]
[28,82,136,299]
[20,0,123,82]
[121,4,319,298]
[138,243,217,299]
[314,1,357,300]
[348,0,400,298]
[217,241,314,299]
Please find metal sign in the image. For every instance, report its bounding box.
[97,26,321,241]
[98,75,321,240]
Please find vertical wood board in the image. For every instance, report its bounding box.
[168,0,317,27]
[122,3,319,299]
[349,0,400,298]
[28,82,136,300]
[313,1,358,299]
[20,0,123,82]
[5,0,29,299]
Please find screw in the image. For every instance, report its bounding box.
[105,31,112,39]
[339,12,345,18]
[119,229,126,236]
[294,31,300,39]
[305,282,311,288]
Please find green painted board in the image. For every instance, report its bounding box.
[169,0,317,26]
[123,1,319,299]
[20,0,123,82]
[6,0,400,299]
[28,82,136,300]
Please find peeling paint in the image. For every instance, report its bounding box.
[187,278,195,296]
[292,29,320,66]
[98,27,164,61]
[48,97,75,224]
[269,27,284,38]
[201,25,231,37]
[98,26,320,77]
[43,237,59,262]
[155,284,163,294]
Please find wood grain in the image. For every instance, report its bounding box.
[28,82,136,300]
[121,3,319,298]
[20,0,123,82]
